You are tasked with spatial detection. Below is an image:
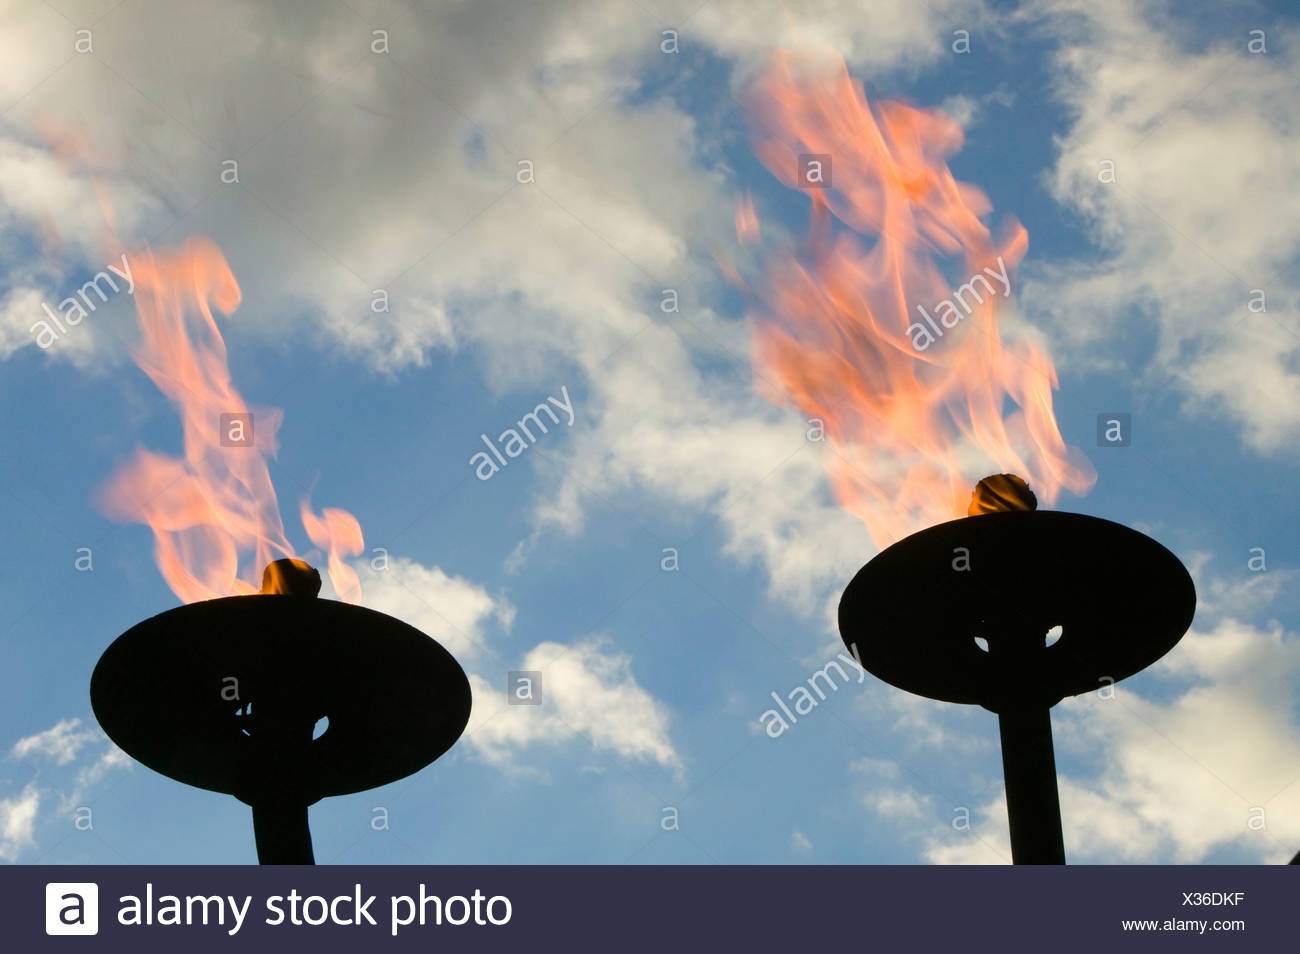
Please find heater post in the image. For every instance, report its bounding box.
[252,799,314,865]
[91,589,474,866]
[838,509,1196,866]
[996,705,1065,865]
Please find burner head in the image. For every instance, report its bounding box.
[259,558,321,597]
[967,473,1038,515]
[91,596,472,806]
[839,511,1196,711]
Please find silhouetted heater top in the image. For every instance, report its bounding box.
[838,476,1196,864]
[90,560,472,864]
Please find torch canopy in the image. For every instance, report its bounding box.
[839,510,1196,712]
[91,595,472,807]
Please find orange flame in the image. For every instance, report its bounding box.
[301,503,364,604]
[34,123,363,604]
[94,236,364,604]
[732,54,1095,548]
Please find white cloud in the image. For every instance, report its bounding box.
[0,0,968,613]
[1188,555,1294,622]
[534,323,874,609]
[3,717,132,861]
[0,284,45,360]
[349,555,681,776]
[0,784,39,862]
[10,717,101,766]
[353,556,515,663]
[1024,0,1300,453]
[695,0,978,76]
[0,2,70,113]
[925,793,1009,864]
[865,787,931,820]
[60,746,134,816]
[464,637,682,777]
[922,615,1300,864]
[939,88,1016,130]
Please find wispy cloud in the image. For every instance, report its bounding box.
[466,638,682,778]
[3,717,132,861]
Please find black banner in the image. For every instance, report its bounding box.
[8,865,1291,951]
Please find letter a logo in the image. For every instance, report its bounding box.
[45,883,99,935]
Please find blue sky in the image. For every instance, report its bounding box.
[2,0,1299,865]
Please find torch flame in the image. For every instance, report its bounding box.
[300,503,364,604]
[34,122,363,605]
[733,54,1095,548]
[94,236,364,604]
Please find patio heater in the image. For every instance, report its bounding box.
[90,559,472,864]
[839,476,1196,864]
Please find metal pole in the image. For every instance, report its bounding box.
[248,697,316,865]
[996,705,1065,864]
[252,799,314,864]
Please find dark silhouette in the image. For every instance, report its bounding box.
[839,508,1196,864]
[966,473,1037,515]
[91,559,472,864]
